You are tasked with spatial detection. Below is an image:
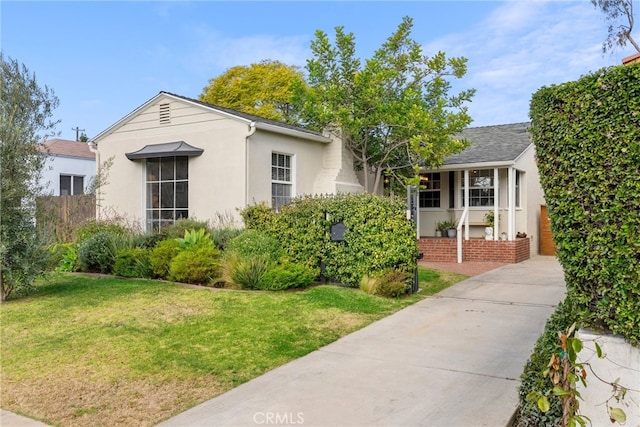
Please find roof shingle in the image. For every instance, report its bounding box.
[41,139,96,159]
[444,122,531,166]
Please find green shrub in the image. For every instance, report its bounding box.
[359,269,410,298]
[149,239,181,279]
[222,253,270,289]
[170,245,220,284]
[131,232,163,249]
[226,230,283,264]
[530,63,640,344]
[257,262,315,291]
[159,218,211,239]
[210,227,244,251]
[75,220,129,245]
[77,231,131,274]
[241,193,417,287]
[175,228,213,250]
[51,243,79,272]
[113,248,153,278]
[514,298,577,427]
[240,203,276,232]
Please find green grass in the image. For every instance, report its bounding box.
[1,268,466,427]
[418,266,468,295]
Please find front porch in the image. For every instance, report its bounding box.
[418,236,530,263]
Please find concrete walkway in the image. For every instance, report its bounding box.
[0,410,49,427]
[158,256,566,427]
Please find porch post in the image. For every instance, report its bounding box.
[493,168,499,240]
[464,169,469,240]
[508,167,516,240]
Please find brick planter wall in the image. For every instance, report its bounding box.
[418,237,530,263]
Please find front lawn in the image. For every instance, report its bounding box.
[1,268,466,426]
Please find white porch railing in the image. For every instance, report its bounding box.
[456,205,469,263]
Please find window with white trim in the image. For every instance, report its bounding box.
[508,170,522,208]
[271,152,292,211]
[419,173,441,208]
[60,175,84,195]
[146,156,188,232]
[461,169,495,207]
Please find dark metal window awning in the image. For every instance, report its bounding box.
[125,141,204,160]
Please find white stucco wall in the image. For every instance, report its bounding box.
[96,97,247,228]
[247,130,326,206]
[514,145,546,256]
[577,329,640,427]
[40,155,96,195]
[95,94,364,230]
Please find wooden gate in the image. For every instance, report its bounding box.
[540,205,557,256]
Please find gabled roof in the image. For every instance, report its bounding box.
[443,122,532,167]
[92,91,330,144]
[40,139,96,160]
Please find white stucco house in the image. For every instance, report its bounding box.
[417,122,547,260]
[92,91,545,261]
[39,138,96,195]
[90,91,363,231]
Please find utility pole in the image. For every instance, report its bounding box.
[71,126,85,141]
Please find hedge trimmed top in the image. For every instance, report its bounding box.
[241,193,419,288]
[530,63,640,344]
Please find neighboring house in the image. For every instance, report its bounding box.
[417,122,546,260]
[39,138,96,195]
[91,91,363,231]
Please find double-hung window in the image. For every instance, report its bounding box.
[146,156,188,231]
[461,169,495,207]
[271,152,292,211]
[60,175,84,195]
[419,173,441,208]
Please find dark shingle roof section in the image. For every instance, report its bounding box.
[125,141,204,160]
[160,91,326,139]
[444,122,532,166]
[41,139,96,159]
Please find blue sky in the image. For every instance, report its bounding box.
[1,1,636,141]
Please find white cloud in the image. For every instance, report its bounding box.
[185,25,310,76]
[422,1,636,126]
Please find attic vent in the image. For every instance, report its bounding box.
[159,103,171,124]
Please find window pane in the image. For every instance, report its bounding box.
[147,183,159,208]
[161,157,175,180]
[147,159,159,181]
[60,175,71,196]
[145,156,190,232]
[175,157,188,180]
[73,176,84,195]
[161,182,174,208]
[175,182,188,208]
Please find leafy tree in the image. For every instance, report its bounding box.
[592,0,640,53]
[199,60,308,124]
[297,16,475,193]
[0,54,59,301]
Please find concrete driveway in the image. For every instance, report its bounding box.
[158,256,566,427]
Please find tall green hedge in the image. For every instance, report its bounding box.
[241,193,418,287]
[529,63,640,344]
